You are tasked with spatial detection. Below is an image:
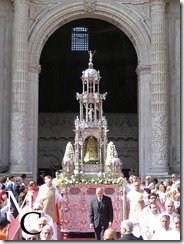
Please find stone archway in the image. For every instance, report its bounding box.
[27,1,151,179]
[29,1,150,65]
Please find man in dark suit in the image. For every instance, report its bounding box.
[89,187,113,240]
[6,175,18,218]
[116,220,143,241]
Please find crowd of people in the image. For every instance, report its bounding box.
[89,171,180,241]
[0,169,180,240]
[0,171,64,240]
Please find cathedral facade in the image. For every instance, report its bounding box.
[0,0,180,180]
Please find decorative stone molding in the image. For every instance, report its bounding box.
[29,1,56,29]
[136,65,151,75]
[11,0,29,113]
[122,2,151,35]
[136,65,151,86]
[83,0,97,12]
[10,113,27,163]
[11,0,29,5]
[28,63,41,74]
[151,113,168,166]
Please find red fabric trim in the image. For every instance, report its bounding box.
[56,202,60,225]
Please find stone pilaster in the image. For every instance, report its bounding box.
[27,63,41,179]
[136,65,152,178]
[150,0,169,175]
[10,0,30,174]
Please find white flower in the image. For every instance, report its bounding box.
[74,170,78,175]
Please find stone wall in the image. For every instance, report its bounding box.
[0,0,180,180]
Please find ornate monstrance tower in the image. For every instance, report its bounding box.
[74,51,108,176]
[62,51,122,177]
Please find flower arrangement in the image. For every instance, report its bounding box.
[106,141,120,166]
[58,173,124,187]
[63,142,74,161]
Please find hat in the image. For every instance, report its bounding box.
[0,217,10,227]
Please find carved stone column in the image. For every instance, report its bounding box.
[10,0,30,173]
[150,0,169,175]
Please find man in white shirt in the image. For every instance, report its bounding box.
[152,215,176,240]
[145,175,154,192]
[126,181,148,238]
[157,199,177,229]
[35,175,65,239]
[139,202,160,240]
[170,174,180,191]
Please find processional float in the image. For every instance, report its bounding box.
[60,51,126,234]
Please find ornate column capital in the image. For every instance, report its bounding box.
[11,0,30,9]
[29,64,42,74]
[151,0,166,5]
[11,0,29,4]
[136,65,151,75]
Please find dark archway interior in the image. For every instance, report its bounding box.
[39,18,137,113]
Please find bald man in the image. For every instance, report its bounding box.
[89,187,113,240]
